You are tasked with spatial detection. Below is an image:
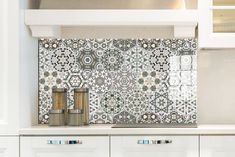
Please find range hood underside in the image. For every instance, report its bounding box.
[25,10,198,38]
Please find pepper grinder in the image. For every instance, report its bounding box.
[74,88,89,125]
[50,88,68,125]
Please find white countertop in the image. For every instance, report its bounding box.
[19,124,235,135]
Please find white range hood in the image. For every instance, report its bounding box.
[25,0,198,38]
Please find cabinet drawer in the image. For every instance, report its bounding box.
[0,137,19,157]
[201,136,235,157]
[111,136,199,157]
[21,136,109,157]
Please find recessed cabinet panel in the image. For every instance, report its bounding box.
[0,0,8,129]
[213,10,235,33]
[111,136,199,157]
[0,137,19,157]
[39,0,197,9]
[201,136,235,157]
[21,136,109,157]
[214,0,235,6]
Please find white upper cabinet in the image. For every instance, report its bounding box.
[111,136,199,157]
[21,136,109,157]
[199,0,235,48]
[201,136,235,157]
[0,0,19,135]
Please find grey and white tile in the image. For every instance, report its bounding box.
[39,38,197,124]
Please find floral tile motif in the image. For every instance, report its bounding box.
[90,110,112,124]
[113,111,136,124]
[100,91,124,115]
[113,39,136,51]
[138,39,161,51]
[101,49,124,71]
[124,90,149,117]
[112,69,136,95]
[39,39,62,51]
[77,48,99,70]
[39,38,197,124]
[88,70,112,94]
[51,46,76,72]
[150,47,173,72]
[150,92,174,116]
[137,71,162,93]
[138,112,161,124]
[64,39,86,52]
[125,47,150,73]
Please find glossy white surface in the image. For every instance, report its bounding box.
[0,0,20,135]
[24,9,197,38]
[112,136,198,157]
[201,136,235,157]
[21,136,109,157]
[0,136,19,157]
[19,125,235,135]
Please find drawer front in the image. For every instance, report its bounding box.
[21,136,109,157]
[0,137,19,157]
[201,136,235,157]
[111,136,199,157]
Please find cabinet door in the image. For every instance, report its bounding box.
[199,0,235,48]
[111,136,199,157]
[21,136,109,157]
[201,136,235,157]
[0,0,19,134]
[0,136,19,157]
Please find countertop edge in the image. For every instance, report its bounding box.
[19,124,235,135]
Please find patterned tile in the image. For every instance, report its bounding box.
[39,38,197,124]
[64,39,87,52]
[101,49,124,71]
[150,92,174,116]
[39,39,62,51]
[124,90,149,117]
[113,111,136,124]
[150,47,173,72]
[113,39,136,51]
[138,112,161,124]
[100,91,124,115]
[88,70,112,94]
[90,110,112,124]
[137,71,162,93]
[125,47,150,73]
[112,69,136,95]
[51,46,76,72]
[77,48,99,70]
[138,39,161,51]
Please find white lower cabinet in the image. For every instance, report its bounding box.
[200,136,235,157]
[111,136,199,157]
[20,136,109,157]
[0,136,19,157]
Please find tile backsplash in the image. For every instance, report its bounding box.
[39,39,197,124]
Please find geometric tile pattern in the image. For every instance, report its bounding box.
[39,38,197,124]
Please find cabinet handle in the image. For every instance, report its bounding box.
[47,140,82,145]
[137,140,172,145]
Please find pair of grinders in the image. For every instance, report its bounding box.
[49,88,89,126]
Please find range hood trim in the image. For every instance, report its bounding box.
[25,9,198,38]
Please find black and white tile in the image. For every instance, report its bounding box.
[39,38,197,124]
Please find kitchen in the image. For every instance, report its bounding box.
[1,0,235,157]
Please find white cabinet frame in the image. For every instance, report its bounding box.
[199,0,235,48]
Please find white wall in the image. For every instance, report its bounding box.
[198,49,235,124]
[19,0,38,127]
